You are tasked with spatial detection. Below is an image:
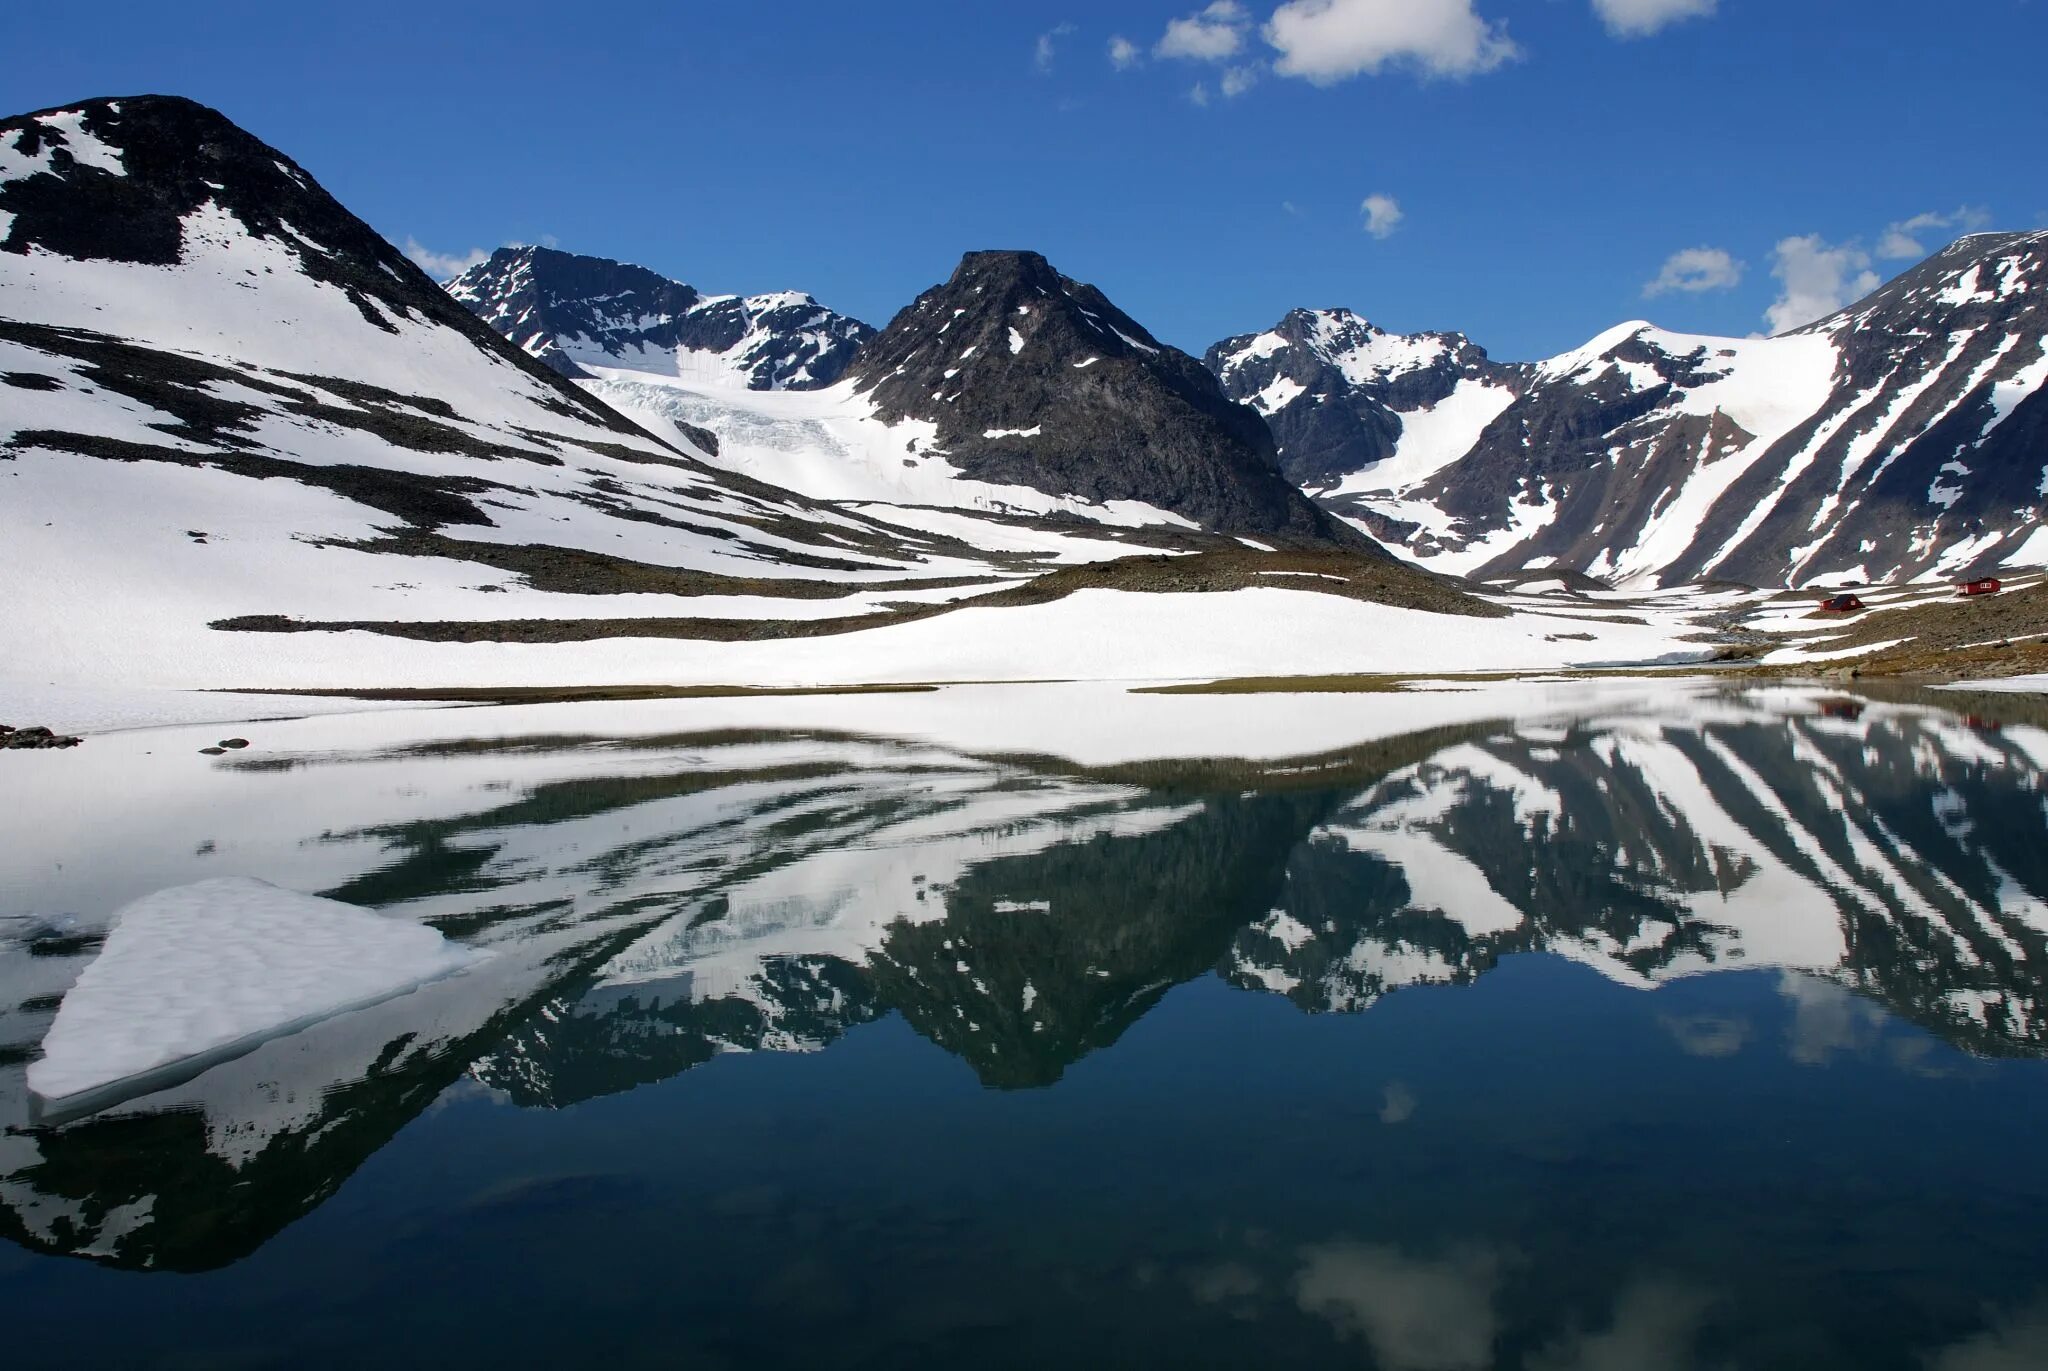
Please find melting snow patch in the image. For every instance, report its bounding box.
[1009,327,1026,355]
[28,877,483,1115]
[983,426,1043,440]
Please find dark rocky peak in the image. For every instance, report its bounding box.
[848,250,1370,545]
[6,96,454,332]
[447,243,873,389]
[0,94,650,437]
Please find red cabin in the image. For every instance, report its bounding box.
[1819,593,1865,613]
[1958,577,2002,597]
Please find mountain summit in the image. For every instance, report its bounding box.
[1206,307,1525,490]
[847,250,1369,546]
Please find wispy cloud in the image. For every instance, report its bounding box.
[1361,193,1404,239]
[1108,34,1142,69]
[1157,1,1250,62]
[1877,205,1992,259]
[402,237,490,281]
[1765,235,1880,334]
[1035,22,1076,74]
[1221,64,1261,97]
[1188,81,1213,106]
[1266,0,1519,84]
[1644,245,1744,296]
[1591,0,1717,38]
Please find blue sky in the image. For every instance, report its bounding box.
[6,0,2045,360]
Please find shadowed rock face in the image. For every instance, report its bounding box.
[847,250,1375,547]
[447,245,874,390]
[1206,308,1528,488]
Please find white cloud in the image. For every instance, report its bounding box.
[1643,246,1744,297]
[1361,193,1404,239]
[1189,81,1213,106]
[1282,200,1303,216]
[1035,22,1076,74]
[1877,205,1993,259]
[1527,1280,1715,1371]
[402,238,490,281]
[1265,0,1519,83]
[1764,235,1880,333]
[1157,1,1249,62]
[1591,0,1717,38]
[1108,34,1141,69]
[1221,64,1261,97]
[1295,1243,1501,1371]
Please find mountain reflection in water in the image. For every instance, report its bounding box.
[2,683,2046,1369]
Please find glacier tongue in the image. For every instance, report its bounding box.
[28,877,483,1112]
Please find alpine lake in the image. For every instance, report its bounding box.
[3,678,2046,1370]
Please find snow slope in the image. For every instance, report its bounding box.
[0,97,1076,696]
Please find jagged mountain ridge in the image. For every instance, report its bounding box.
[447,244,873,390]
[455,244,1376,547]
[842,249,1372,546]
[1214,233,2048,587]
[1205,307,1526,489]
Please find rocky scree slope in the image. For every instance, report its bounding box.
[448,245,873,390]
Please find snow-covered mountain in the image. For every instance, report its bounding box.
[0,96,1029,691]
[1205,307,1526,489]
[446,244,873,389]
[469,246,1371,547]
[1216,233,2048,587]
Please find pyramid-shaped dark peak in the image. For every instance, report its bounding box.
[846,249,1373,547]
[953,248,1061,281]
[860,248,1169,365]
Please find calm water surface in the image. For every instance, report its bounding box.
[2,684,2046,1369]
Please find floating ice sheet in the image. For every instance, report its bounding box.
[29,877,483,1115]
